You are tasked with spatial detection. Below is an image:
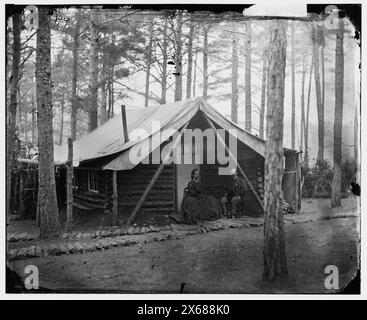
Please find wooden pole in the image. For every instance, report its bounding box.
[127,120,191,225]
[203,113,264,213]
[112,170,118,225]
[121,105,129,143]
[295,152,301,213]
[19,171,24,218]
[66,137,73,232]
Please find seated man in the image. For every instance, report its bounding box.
[220,168,249,218]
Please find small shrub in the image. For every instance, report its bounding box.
[341,160,358,193]
[301,159,356,198]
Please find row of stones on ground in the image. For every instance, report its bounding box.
[283,213,358,225]
[7,220,255,261]
[7,224,172,243]
[8,213,356,244]
[8,214,357,261]
[7,218,260,243]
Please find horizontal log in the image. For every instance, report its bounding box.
[119,170,174,176]
[125,207,174,213]
[73,202,92,211]
[83,190,106,199]
[118,185,174,192]
[74,193,106,204]
[119,197,174,204]
[118,178,174,184]
[118,190,173,196]
[74,198,105,210]
[119,200,174,207]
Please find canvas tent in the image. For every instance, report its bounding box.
[54,97,301,224]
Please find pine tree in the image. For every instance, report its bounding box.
[71,10,81,140]
[186,16,195,99]
[263,19,288,282]
[304,55,314,169]
[259,24,269,139]
[231,37,239,123]
[36,7,61,239]
[244,21,252,132]
[7,13,21,219]
[174,10,183,102]
[312,22,324,161]
[144,20,154,107]
[331,18,344,207]
[291,21,296,149]
[202,24,209,100]
[160,18,168,104]
[88,9,99,132]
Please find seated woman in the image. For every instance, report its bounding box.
[181,169,223,224]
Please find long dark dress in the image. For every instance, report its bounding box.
[182,180,223,224]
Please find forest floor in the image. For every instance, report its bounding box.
[7,196,360,294]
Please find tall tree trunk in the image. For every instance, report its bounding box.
[300,49,306,154]
[19,170,24,218]
[100,55,107,124]
[202,26,209,100]
[174,10,183,102]
[107,65,112,119]
[71,10,81,141]
[31,113,36,146]
[17,90,21,133]
[66,137,73,232]
[331,18,344,208]
[312,22,324,162]
[36,7,61,239]
[231,37,239,123]
[100,81,107,124]
[24,104,28,144]
[88,11,99,132]
[304,55,314,169]
[193,51,198,97]
[59,93,64,145]
[161,19,168,104]
[244,21,252,132]
[354,99,359,164]
[259,45,268,139]
[291,22,296,149]
[186,16,194,99]
[145,21,154,107]
[7,13,21,218]
[110,66,114,116]
[31,95,37,146]
[321,43,325,109]
[263,19,288,282]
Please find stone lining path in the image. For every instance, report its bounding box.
[7,211,358,262]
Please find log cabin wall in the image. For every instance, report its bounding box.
[116,163,175,219]
[73,168,107,211]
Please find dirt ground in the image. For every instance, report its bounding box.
[9,216,359,294]
[7,196,360,293]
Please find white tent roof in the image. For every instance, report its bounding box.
[54,97,289,170]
